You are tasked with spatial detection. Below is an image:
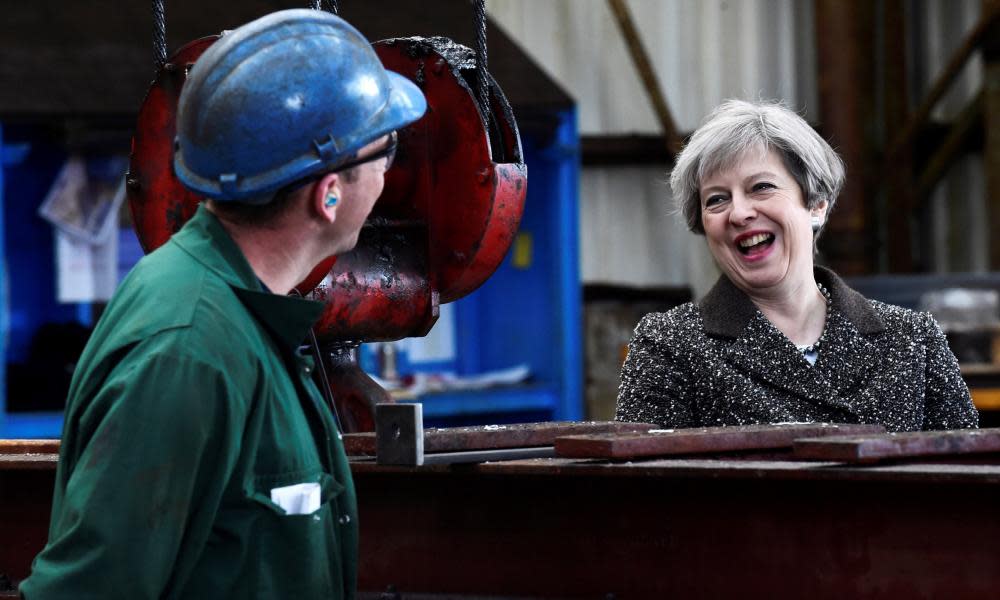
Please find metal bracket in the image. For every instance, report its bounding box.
[376,403,424,466]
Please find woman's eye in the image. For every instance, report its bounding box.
[751,182,776,193]
[704,195,727,209]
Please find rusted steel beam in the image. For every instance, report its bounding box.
[814,0,878,275]
[554,423,885,459]
[794,428,1000,463]
[0,440,59,455]
[605,0,683,157]
[344,420,657,456]
[9,445,1000,595]
[883,0,916,272]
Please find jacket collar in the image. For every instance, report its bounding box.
[171,204,325,351]
[700,265,884,338]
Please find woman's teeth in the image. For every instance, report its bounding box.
[738,233,774,253]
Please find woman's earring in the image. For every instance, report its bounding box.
[325,195,338,207]
[811,215,823,232]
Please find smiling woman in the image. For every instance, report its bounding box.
[615,100,978,432]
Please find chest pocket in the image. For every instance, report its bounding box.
[249,469,344,515]
[234,374,349,596]
[240,470,347,598]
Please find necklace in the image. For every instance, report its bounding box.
[798,282,832,354]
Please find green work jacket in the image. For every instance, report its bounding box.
[21,206,358,599]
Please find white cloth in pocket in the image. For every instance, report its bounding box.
[270,482,322,515]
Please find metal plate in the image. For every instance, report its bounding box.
[345,420,658,456]
[554,423,886,459]
[793,427,1000,463]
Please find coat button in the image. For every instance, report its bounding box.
[338,514,351,525]
[303,365,312,374]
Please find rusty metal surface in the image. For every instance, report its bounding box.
[350,455,1000,485]
[344,421,657,456]
[554,423,885,460]
[0,468,55,584]
[317,346,392,434]
[0,440,59,471]
[0,440,59,454]
[7,441,1000,595]
[0,454,60,471]
[310,224,436,343]
[354,463,1000,598]
[369,37,527,305]
[794,428,1000,463]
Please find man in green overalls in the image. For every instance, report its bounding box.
[21,9,426,599]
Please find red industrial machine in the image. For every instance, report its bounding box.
[127,35,526,431]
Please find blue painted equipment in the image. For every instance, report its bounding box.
[173,9,426,202]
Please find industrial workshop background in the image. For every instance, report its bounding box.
[1,0,998,436]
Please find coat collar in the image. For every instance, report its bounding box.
[170,204,325,351]
[700,265,884,338]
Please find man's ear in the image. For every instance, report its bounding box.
[313,172,341,223]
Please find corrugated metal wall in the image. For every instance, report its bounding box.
[487,0,988,293]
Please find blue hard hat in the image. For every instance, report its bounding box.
[174,9,427,202]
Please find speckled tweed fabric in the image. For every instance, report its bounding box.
[616,267,979,432]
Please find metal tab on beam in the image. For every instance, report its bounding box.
[375,403,424,466]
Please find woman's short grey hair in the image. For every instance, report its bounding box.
[670,99,845,234]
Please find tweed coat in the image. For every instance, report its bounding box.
[616,267,979,432]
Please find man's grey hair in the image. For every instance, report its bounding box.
[670,99,845,235]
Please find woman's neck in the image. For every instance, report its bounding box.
[747,277,828,346]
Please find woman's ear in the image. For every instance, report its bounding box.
[810,198,829,232]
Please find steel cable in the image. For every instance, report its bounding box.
[152,0,167,71]
[312,0,339,14]
[472,0,490,121]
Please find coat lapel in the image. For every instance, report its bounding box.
[723,312,838,405]
[813,269,886,403]
[700,267,886,417]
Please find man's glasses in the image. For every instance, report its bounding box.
[276,131,398,198]
[331,130,398,174]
